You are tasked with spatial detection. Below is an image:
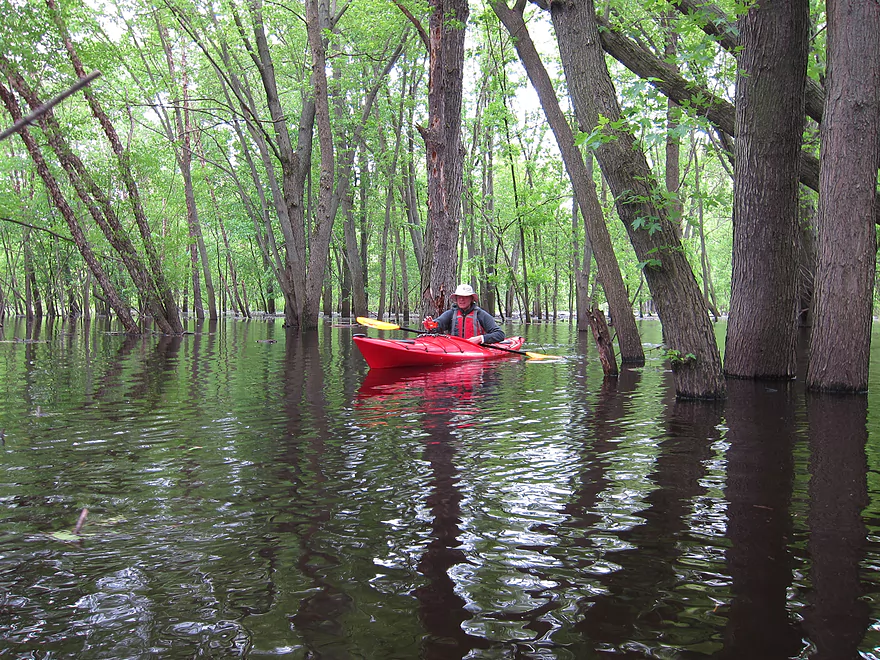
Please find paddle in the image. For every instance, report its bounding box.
[356,317,556,360]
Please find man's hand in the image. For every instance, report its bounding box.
[467,335,484,345]
[423,316,438,331]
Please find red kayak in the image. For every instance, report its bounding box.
[353,333,525,368]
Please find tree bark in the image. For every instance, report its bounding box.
[417,0,468,318]
[543,0,725,399]
[301,0,336,329]
[724,0,808,379]
[493,0,643,364]
[807,0,880,392]
[587,305,618,376]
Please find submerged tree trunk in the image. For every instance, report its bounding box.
[542,0,725,398]
[724,0,808,379]
[807,0,880,392]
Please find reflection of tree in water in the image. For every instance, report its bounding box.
[276,329,354,656]
[359,362,500,658]
[804,393,870,659]
[491,345,725,654]
[417,408,492,659]
[721,379,803,659]
[569,371,723,649]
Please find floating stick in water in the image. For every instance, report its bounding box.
[73,508,89,535]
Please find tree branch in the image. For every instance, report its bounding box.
[0,71,101,141]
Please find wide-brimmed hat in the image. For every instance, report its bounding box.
[452,283,478,302]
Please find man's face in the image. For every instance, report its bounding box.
[455,295,472,309]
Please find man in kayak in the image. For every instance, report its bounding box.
[423,284,506,345]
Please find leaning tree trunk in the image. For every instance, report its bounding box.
[807,0,880,393]
[724,0,808,379]
[0,82,139,333]
[542,0,725,399]
[48,0,183,333]
[493,0,643,365]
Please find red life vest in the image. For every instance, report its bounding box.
[452,307,483,339]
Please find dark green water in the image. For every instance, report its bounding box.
[1,317,879,659]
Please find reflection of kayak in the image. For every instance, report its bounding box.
[357,362,490,398]
[353,333,525,369]
[355,362,496,419]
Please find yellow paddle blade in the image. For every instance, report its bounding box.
[356,317,401,331]
[525,351,555,359]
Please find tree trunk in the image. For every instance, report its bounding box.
[587,305,618,377]
[662,13,684,237]
[156,28,217,321]
[481,125,497,316]
[417,0,468,318]
[724,0,808,379]
[545,0,725,399]
[246,0,312,327]
[378,190,392,319]
[591,12,852,219]
[669,0,826,126]
[342,195,368,317]
[807,0,880,392]
[574,203,593,332]
[396,226,410,325]
[693,140,721,321]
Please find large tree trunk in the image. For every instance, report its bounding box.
[418,0,468,318]
[493,0,643,365]
[543,0,725,399]
[807,0,880,392]
[669,0,826,125]
[724,0,808,379]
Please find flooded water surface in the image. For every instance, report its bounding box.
[1,317,879,658]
